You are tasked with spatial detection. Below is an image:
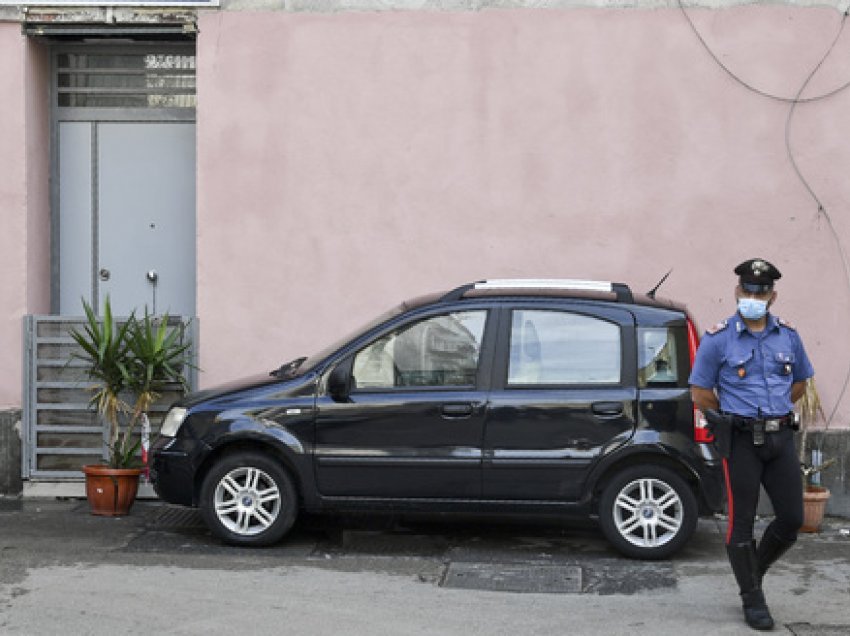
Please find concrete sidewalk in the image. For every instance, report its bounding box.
[1,497,849,635]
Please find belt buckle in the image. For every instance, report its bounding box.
[765,419,781,433]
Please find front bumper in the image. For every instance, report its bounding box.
[150,436,201,506]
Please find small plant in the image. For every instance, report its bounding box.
[797,378,835,486]
[69,297,192,468]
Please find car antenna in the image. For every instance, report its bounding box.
[647,269,673,299]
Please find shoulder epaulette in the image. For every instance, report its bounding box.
[705,320,728,335]
[778,317,797,330]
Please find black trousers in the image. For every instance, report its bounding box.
[724,426,803,545]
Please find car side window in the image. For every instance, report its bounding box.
[638,326,687,388]
[508,309,621,385]
[352,310,487,390]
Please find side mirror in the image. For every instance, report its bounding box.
[328,363,352,402]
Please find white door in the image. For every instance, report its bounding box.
[99,122,195,316]
[58,122,196,317]
[55,48,196,318]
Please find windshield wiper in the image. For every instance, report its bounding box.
[270,356,307,378]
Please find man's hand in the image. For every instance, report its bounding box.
[691,386,719,412]
[701,408,733,458]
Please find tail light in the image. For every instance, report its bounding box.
[686,315,715,443]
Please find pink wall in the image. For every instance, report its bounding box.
[25,40,50,318]
[0,24,28,409]
[0,27,50,409]
[197,7,850,427]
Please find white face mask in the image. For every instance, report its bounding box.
[738,297,768,320]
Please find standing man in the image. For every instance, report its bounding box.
[689,258,814,631]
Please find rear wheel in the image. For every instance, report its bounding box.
[598,465,697,560]
[200,451,298,546]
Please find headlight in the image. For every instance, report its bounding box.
[160,407,188,437]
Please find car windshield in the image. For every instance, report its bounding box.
[290,303,409,375]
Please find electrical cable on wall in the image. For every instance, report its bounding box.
[782,7,850,435]
[784,5,849,211]
[677,0,850,104]
[678,0,850,430]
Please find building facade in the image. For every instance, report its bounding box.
[2,0,849,507]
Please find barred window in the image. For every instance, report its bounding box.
[57,53,196,109]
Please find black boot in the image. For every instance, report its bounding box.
[756,525,796,586]
[726,542,775,630]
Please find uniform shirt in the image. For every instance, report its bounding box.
[689,313,814,418]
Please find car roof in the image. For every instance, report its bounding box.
[401,279,686,314]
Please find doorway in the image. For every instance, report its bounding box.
[53,46,196,317]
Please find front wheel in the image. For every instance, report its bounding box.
[598,465,698,560]
[200,451,298,546]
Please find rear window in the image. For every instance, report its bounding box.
[638,326,689,388]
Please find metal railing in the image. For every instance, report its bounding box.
[22,315,198,479]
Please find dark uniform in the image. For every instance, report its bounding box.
[689,258,814,631]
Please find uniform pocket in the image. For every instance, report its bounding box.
[728,349,754,368]
[724,348,755,382]
[774,351,795,375]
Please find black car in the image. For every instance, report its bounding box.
[151,279,723,559]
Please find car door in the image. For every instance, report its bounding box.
[482,303,637,501]
[314,307,494,499]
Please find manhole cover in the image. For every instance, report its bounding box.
[0,499,23,513]
[786,624,850,636]
[440,563,582,593]
[147,506,206,530]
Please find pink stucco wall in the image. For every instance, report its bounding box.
[0,24,28,409]
[197,7,850,427]
[0,26,50,409]
[25,40,50,319]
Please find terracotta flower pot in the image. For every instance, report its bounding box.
[81,465,143,516]
[800,485,830,533]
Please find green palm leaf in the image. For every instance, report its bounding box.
[69,297,194,468]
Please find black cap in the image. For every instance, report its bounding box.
[734,258,781,293]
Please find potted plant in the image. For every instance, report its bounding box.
[69,297,192,516]
[796,378,835,532]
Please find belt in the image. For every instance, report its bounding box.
[733,414,795,432]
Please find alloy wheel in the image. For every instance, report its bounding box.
[213,466,282,536]
[612,477,684,548]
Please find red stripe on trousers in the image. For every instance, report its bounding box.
[722,457,734,545]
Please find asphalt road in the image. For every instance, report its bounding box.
[0,498,849,635]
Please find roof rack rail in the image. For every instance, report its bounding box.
[439,279,634,303]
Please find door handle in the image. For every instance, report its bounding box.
[591,401,624,417]
[441,403,474,418]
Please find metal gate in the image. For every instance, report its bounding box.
[22,315,198,479]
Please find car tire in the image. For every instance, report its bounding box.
[200,451,298,547]
[598,465,698,560]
